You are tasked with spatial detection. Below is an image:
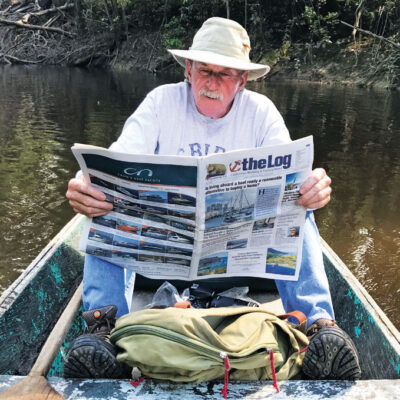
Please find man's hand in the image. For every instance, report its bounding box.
[66,177,113,217]
[298,168,332,210]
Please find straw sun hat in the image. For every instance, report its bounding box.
[168,17,270,81]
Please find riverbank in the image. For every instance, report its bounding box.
[110,35,399,90]
[0,1,399,90]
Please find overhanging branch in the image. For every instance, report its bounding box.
[340,20,400,48]
[0,17,74,37]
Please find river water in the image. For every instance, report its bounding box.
[0,65,399,329]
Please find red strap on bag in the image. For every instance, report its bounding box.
[129,376,145,387]
[221,355,230,399]
[269,350,279,393]
[278,311,307,324]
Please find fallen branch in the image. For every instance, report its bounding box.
[340,20,400,48]
[20,3,74,24]
[0,52,41,63]
[0,17,74,36]
[0,5,12,15]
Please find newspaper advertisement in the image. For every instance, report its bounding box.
[72,135,313,282]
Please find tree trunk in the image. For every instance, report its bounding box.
[353,0,364,42]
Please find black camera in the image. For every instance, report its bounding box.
[188,284,215,308]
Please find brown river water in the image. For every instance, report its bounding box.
[0,65,399,329]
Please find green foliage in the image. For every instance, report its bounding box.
[76,0,400,84]
[261,41,291,66]
[163,16,186,49]
[298,5,339,45]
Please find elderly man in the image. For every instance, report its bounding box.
[64,17,360,381]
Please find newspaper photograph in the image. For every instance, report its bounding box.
[72,135,313,282]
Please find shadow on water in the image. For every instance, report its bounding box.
[0,66,399,329]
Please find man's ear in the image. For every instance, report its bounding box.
[237,70,249,91]
[185,59,193,83]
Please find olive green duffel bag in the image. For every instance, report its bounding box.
[110,306,309,393]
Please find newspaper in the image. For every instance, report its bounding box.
[72,136,313,281]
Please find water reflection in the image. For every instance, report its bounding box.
[0,65,180,290]
[0,66,399,329]
[249,81,400,326]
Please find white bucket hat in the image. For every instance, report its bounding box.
[168,17,270,81]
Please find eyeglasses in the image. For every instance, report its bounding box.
[195,66,244,82]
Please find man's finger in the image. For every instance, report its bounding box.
[69,178,107,201]
[69,199,112,216]
[299,168,327,195]
[67,188,113,210]
[303,194,331,210]
[298,176,331,205]
[298,187,332,209]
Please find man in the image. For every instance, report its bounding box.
[65,17,361,380]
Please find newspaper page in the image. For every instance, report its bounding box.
[72,136,313,282]
[72,145,199,280]
[195,136,313,281]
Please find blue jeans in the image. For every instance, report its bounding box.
[83,211,334,327]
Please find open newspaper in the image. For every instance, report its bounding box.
[72,136,313,281]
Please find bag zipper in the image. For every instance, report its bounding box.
[111,324,277,361]
[112,325,226,360]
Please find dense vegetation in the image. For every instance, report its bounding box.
[0,0,399,86]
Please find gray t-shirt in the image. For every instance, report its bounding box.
[110,81,291,156]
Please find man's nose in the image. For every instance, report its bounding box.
[206,73,220,90]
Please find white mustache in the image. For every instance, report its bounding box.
[198,88,223,101]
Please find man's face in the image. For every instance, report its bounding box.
[185,60,249,119]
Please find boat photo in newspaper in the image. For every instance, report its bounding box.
[165,245,193,257]
[90,174,115,191]
[139,190,168,204]
[116,219,141,234]
[141,204,167,215]
[114,197,141,210]
[205,189,256,229]
[167,208,196,221]
[138,254,164,263]
[168,220,195,232]
[168,192,196,207]
[111,250,138,262]
[92,215,117,229]
[115,185,139,198]
[86,245,112,258]
[141,226,168,240]
[226,238,248,250]
[284,171,308,192]
[88,228,113,245]
[266,248,297,276]
[144,213,167,224]
[112,235,139,250]
[114,206,143,219]
[252,216,275,231]
[198,252,228,276]
[167,231,193,245]
[139,241,166,253]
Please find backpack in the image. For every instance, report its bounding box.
[110,306,309,394]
